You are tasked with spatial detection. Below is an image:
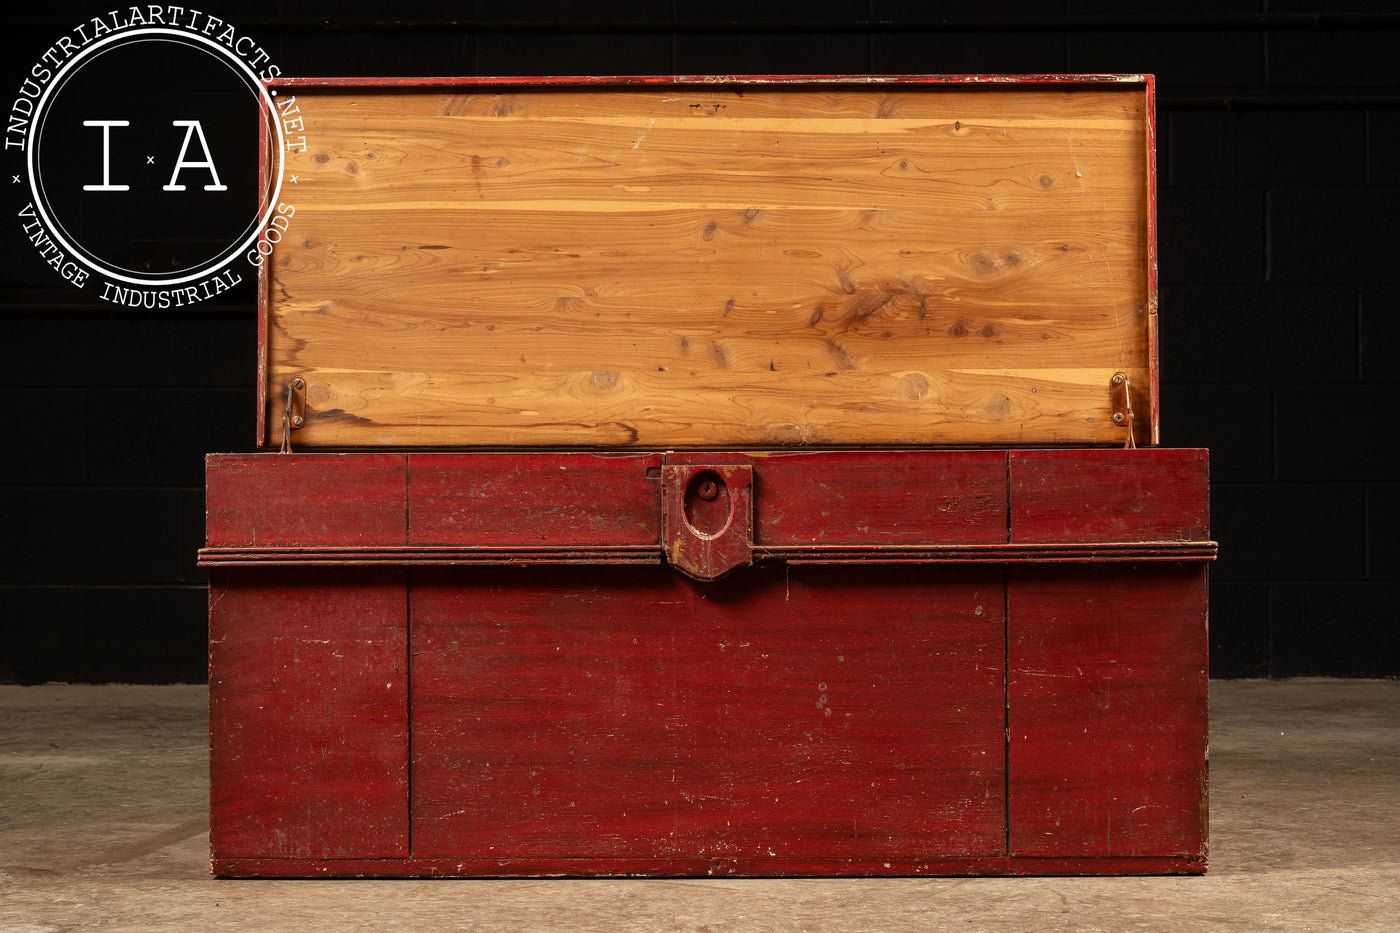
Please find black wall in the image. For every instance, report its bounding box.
[2,3,1396,682]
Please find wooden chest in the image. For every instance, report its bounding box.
[202,75,1213,877]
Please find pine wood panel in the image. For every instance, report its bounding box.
[660,449,1009,546]
[410,563,1007,859]
[1007,563,1209,858]
[209,567,409,859]
[264,80,1154,448]
[1010,448,1211,543]
[408,452,662,545]
[205,452,407,548]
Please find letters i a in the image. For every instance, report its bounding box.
[82,119,227,191]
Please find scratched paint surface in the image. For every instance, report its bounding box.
[410,563,1007,860]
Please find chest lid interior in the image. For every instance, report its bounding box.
[259,75,1157,449]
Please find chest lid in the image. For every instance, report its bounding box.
[259,75,1157,449]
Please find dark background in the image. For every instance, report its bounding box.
[2,2,1396,683]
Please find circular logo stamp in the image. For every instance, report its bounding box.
[8,10,293,308]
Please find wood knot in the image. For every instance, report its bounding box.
[969,252,999,275]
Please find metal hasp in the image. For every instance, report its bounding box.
[661,463,754,581]
[1110,372,1136,449]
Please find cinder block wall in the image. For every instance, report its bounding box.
[1,3,1395,681]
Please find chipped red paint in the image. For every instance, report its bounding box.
[209,566,409,860]
[1144,73,1162,444]
[206,449,1211,877]
[408,563,1006,861]
[201,451,1216,568]
[1009,563,1209,860]
[661,463,754,581]
[212,854,1207,879]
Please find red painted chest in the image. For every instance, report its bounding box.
[202,75,1213,877]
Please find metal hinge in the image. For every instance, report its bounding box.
[1110,372,1136,449]
[279,377,306,453]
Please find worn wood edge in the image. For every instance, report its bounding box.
[234,444,1157,456]
[196,541,1216,567]
[255,110,270,450]
[198,546,661,567]
[1007,446,1207,460]
[775,543,1216,563]
[267,73,1153,90]
[209,444,1173,459]
[211,854,1205,878]
[1144,73,1162,447]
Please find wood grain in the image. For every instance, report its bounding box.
[1009,448,1211,544]
[209,567,409,859]
[410,563,1007,859]
[263,81,1154,448]
[1007,563,1209,858]
[205,452,407,548]
[408,452,662,546]
[740,449,1009,546]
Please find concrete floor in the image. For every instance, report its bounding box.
[1,680,1397,932]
